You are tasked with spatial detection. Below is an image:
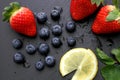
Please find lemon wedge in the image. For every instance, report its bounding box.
[59,48,98,80]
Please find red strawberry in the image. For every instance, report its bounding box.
[2,2,36,37]
[92,5,120,34]
[70,0,102,21]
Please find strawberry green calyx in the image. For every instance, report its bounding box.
[91,0,104,6]
[2,2,21,22]
[106,0,120,22]
[106,8,120,22]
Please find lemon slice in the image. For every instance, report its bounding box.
[59,48,98,80]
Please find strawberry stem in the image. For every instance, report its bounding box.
[2,2,21,22]
[112,0,120,10]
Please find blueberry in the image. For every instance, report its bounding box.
[45,56,55,67]
[39,28,50,40]
[66,21,76,32]
[35,60,44,71]
[13,52,25,64]
[38,43,49,56]
[52,25,62,36]
[12,39,23,49]
[26,44,36,55]
[37,12,47,23]
[67,37,76,47]
[51,10,60,20]
[53,6,63,13]
[51,37,62,48]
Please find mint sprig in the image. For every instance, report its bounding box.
[96,48,120,80]
[96,48,116,65]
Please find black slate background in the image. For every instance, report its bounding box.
[0,0,120,80]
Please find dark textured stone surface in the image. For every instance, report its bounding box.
[0,0,120,80]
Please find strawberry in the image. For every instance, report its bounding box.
[92,5,120,34]
[70,0,103,21]
[2,2,37,37]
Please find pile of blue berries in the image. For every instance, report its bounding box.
[12,39,56,71]
[12,6,77,71]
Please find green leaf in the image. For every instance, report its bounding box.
[91,0,103,6]
[106,9,120,21]
[96,48,116,65]
[111,48,120,63]
[2,12,10,22]
[10,2,20,11]
[2,2,21,22]
[101,65,120,80]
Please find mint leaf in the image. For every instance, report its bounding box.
[106,9,120,21]
[101,65,120,80]
[96,48,116,65]
[91,0,103,6]
[111,48,120,63]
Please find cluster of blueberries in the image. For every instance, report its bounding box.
[12,39,56,71]
[12,6,76,71]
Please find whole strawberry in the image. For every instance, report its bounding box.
[92,5,120,34]
[70,0,103,21]
[2,2,37,37]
